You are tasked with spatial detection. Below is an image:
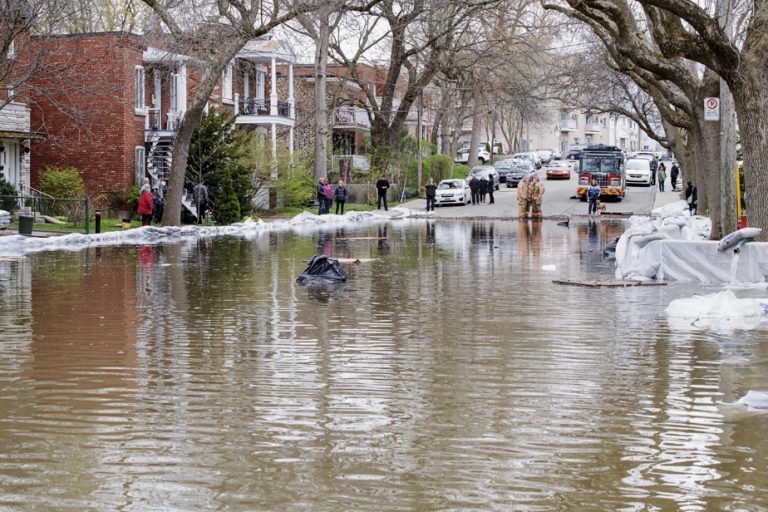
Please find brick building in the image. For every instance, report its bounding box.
[22,31,295,215]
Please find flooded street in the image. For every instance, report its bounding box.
[1,219,767,510]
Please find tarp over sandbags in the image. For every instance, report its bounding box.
[613,200,768,284]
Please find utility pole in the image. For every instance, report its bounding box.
[417,90,423,192]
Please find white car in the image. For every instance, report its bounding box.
[0,209,9,229]
[435,179,471,206]
[454,146,491,164]
[511,152,541,169]
[625,158,652,185]
[535,149,553,164]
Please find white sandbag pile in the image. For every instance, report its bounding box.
[615,200,768,284]
[665,290,768,331]
[0,208,410,257]
[0,210,10,230]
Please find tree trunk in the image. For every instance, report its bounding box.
[313,17,331,181]
[731,73,768,238]
[467,80,483,167]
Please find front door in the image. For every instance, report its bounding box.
[1,141,20,189]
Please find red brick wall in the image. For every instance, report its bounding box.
[28,33,147,198]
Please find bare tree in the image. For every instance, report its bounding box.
[140,0,310,225]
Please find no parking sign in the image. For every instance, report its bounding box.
[704,97,720,121]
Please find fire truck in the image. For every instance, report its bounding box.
[576,144,626,201]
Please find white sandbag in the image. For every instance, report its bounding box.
[717,227,762,252]
[665,290,768,330]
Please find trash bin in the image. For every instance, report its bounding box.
[18,214,33,235]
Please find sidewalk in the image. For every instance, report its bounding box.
[652,185,684,211]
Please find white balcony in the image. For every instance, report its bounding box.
[560,119,577,131]
[333,107,370,132]
[584,122,602,134]
[234,97,294,127]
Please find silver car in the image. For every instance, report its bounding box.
[465,166,500,190]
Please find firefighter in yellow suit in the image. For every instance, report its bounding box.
[529,174,545,219]
[517,176,531,218]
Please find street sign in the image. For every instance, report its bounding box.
[704,97,720,121]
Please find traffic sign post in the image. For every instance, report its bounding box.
[704,97,720,121]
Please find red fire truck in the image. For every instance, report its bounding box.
[576,145,626,201]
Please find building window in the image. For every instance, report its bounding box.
[135,66,146,113]
[135,146,145,186]
[256,70,265,100]
[7,39,15,60]
[222,62,233,103]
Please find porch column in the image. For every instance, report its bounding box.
[289,127,294,160]
[288,63,295,119]
[270,56,277,116]
[271,123,277,179]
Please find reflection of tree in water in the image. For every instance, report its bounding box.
[185,239,256,312]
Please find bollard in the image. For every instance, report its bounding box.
[95,208,101,234]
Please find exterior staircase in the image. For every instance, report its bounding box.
[146,133,174,185]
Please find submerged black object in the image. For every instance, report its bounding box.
[297,255,348,284]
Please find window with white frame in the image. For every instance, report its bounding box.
[135,66,146,112]
[222,62,234,103]
[135,146,145,186]
[256,70,265,100]
[7,39,15,60]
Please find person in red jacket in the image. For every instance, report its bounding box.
[137,182,154,226]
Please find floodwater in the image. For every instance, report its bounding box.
[1,219,767,511]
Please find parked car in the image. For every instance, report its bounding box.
[550,148,563,160]
[505,160,536,188]
[567,147,585,160]
[536,149,553,164]
[435,179,471,206]
[633,151,656,161]
[454,146,491,164]
[510,152,541,169]
[466,166,500,190]
[492,158,517,183]
[545,162,571,180]
[0,209,9,230]
[625,158,653,185]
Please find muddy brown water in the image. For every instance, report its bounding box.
[1,219,767,510]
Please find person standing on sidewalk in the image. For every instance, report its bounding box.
[685,182,698,215]
[316,178,327,215]
[137,182,154,226]
[469,175,480,205]
[424,178,437,211]
[334,179,348,215]
[670,162,680,190]
[487,175,495,204]
[657,164,667,192]
[375,175,390,211]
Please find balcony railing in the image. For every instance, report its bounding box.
[146,108,181,131]
[584,122,602,133]
[333,107,370,131]
[238,98,291,118]
[560,119,577,131]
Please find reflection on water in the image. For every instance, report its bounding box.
[1,220,767,511]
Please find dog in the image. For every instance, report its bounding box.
[597,201,607,214]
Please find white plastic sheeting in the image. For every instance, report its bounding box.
[0,208,410,257]
[665,290,768,331]
[615,200,768,284]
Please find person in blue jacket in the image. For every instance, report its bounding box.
[587,179,601,215]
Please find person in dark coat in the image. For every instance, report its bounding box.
[375,175,390,211]
[334,179,348,215]
[425,177,437,211]
[670,162,680,191]
[487,175,495,204]
[316,178,327,215]
[649,158,658,185]
[479,176,488,203]
[685,181,698,215]
[151,187,164,224]
[193,182,208,223]
[469,175,480,204]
